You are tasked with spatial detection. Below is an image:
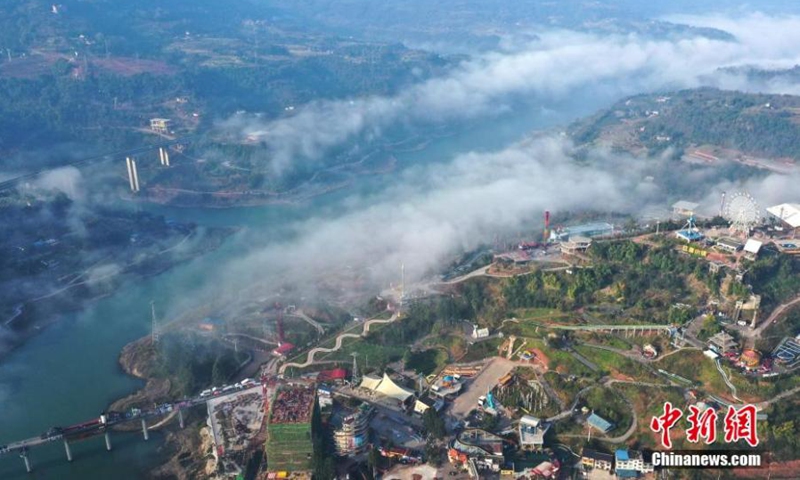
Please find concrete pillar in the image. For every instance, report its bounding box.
[64,438,73,462]
[20,451,31,473]
[178,408,185,429]
[141,418,149,441]
[104,432,112,451]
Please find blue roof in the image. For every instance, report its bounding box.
[616,469,638,478]
[587,413,613,432]
[615,449,629,461]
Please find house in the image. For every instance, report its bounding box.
[581,448,613,471]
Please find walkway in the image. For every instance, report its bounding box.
[278,312,399,374]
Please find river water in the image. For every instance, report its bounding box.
[0,96,605,479]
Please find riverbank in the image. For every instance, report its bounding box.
[109,335,213,479]
[0,223,237,363]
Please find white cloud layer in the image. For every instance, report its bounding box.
[219,14,800,175]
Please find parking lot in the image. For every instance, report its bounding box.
[449,357,514,420]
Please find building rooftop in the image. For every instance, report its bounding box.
[269,384,315,424]
[519,415,550,446]
[582,448,613,462]
[616,449,629,461]
[454,429,504,457]
[616,469,639,478]
[587,413,614,433]
[767,203,800,228]
[744,239,763,254]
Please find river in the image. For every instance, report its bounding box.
[0,95,608,479]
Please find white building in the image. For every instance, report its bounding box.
[519,415,550,449]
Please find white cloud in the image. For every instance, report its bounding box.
[218,14,800,176]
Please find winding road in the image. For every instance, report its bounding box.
[278,312,400,374]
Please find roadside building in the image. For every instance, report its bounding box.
[581,448,613,470]
[560,236,592,255]
[518,415,550,450]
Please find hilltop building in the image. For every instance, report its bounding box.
[264,383,317,473]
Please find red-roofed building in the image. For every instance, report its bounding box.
[317,368,348,382]
[273,342,295,356]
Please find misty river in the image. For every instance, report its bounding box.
[0,95,604,479]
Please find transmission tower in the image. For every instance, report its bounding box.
[151,301,160,344]
[351,352,360,385]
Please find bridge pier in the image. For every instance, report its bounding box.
[105,431,113,451]
[63,438,73,462]
[178,408,185,429]
[20,451,31,473]
[141,418,149,441]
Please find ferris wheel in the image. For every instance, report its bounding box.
[724,191,760,235]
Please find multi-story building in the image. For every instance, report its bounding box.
[264,383,317,473]
[580,448,613,471]
[331,403,373,456]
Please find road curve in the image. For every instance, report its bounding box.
[279,312,400,374]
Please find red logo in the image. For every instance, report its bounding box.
[650,402,683,449]
[723,405,759,447]
[686,406,718,444]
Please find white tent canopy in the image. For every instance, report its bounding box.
[767,203,800,228]
[359,373,414,403]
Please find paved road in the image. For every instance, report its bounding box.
[746,295,800,342]
[278,312,399,374]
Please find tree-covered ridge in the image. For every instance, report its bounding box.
[569,87,800,159]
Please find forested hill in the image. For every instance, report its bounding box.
[568,88,800,160]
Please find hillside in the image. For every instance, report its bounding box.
[568,88,800,162]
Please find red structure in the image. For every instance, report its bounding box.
[317,368,349,382]
[544,210,551,242]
